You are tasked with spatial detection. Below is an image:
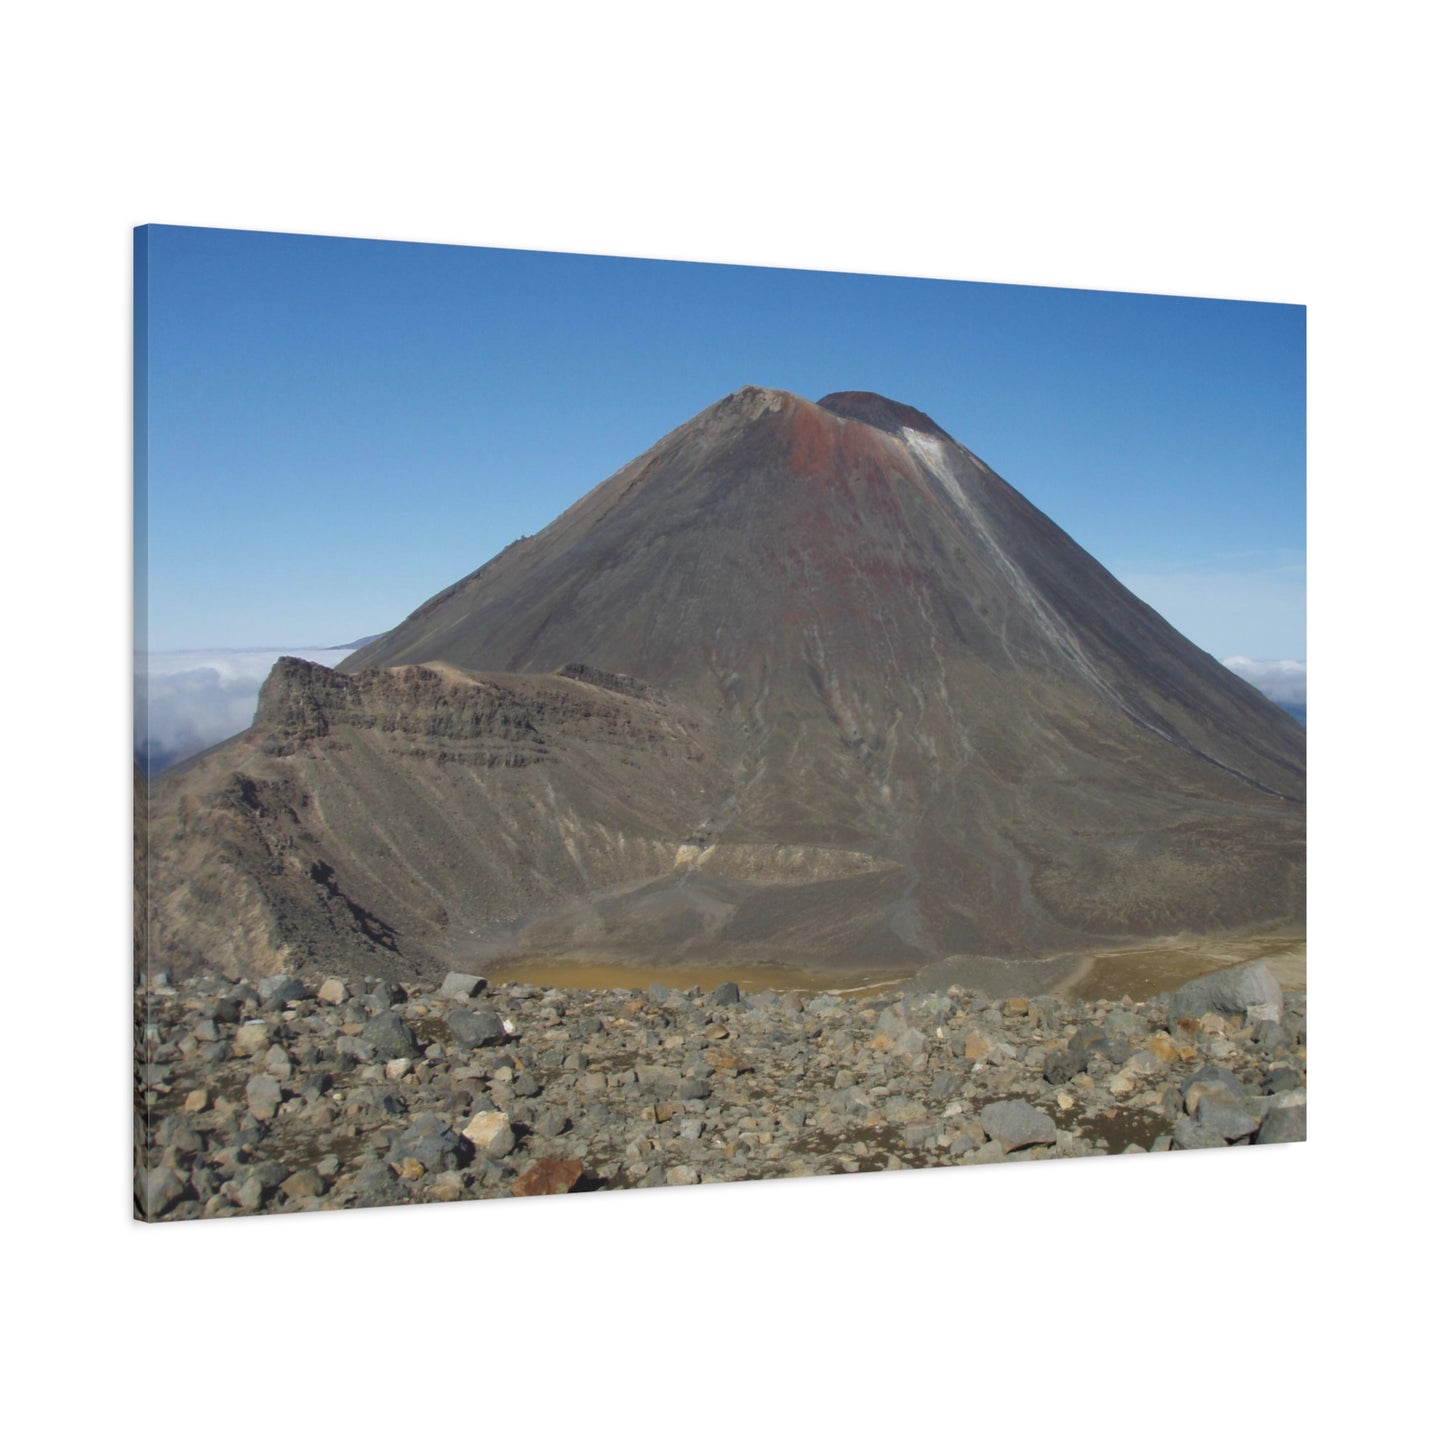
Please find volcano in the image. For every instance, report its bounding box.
[144,387,1304,986]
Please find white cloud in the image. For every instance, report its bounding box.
[138,644,1306,771]
[1221,655,1307,707]
[137,647,356,772]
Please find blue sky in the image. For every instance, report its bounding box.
[138,224,1304,660]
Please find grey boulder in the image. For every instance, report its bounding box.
[980,1099,1057,1152]
[258,974,311,1009]
[447,1007,507,1049]
[1197,1095,1260,1142]
[362,1010,421,1060]
[245,1073,284,1121]
[140,1166,189,1219]
[441,971,487,999]
[1257,1103,1307,1145]
[1168,961,1283,1024]
[386,1113,471,1172]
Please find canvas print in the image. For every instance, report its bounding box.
[134,226,1306,1221]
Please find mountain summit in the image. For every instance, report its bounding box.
[146,388,1304,984]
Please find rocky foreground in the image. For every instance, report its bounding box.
[135,961,1306,1221]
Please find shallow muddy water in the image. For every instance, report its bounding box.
[1064,934,1306,1000]
[482,958,909,998]
[476,932,1304,1002]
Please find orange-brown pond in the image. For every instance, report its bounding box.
[478,933,1304,1001]
[1063,934,1305,1000]
[482,958,909,998]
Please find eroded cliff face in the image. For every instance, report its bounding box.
[147,660,738,981]
[146,388,1304,985]
[255,657,670,760]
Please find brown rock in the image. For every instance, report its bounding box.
[1004,997,1030,1016]
[963,1032,992,1060]
[430,1172,466,1202]
[233,1021,270,1056]
[281,1167,326,1199]
[952,1120,987,1151]
[1147,1032,1180,1061]
[396,1157,425,1181]
[1184,1077,1242,1117]
[318,977,349,1005]
[183,1088,209,1113]
[511,1158,584,1197]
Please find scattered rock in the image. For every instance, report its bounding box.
[1172,1116,1228,1150]
[317,977,349,1005]
[233,1021,271,1056]
[512,1158,585,1197]
[140,1166,189,1218]
[462,1111,516,1159]
[258,974,310,1010]
[1197,1095,1260,1141]
[448,1007,507,1049]
[1168,961,1283,1027]
[245,1073,283,1121]
[1257,1103,1306,1145]
[281,1168,326,1200]
[135,958,1305,1219]
[442,971,487,999]
[961,1032,992,1061]
[980,1100,1057,1152]
[1183,1066,1246,1117]
[389,1113,471,1172]
[362,1010,421,1060]
[963,1139,1008,1165]
[425,1172,462,1201]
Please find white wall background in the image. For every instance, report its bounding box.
[3,4,1432,1439]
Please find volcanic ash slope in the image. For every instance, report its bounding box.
[144,387,1304,985]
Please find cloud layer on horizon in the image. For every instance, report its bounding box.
[137,648,356,772]
[1221,655,1306,707]
[138,646,1306,774]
